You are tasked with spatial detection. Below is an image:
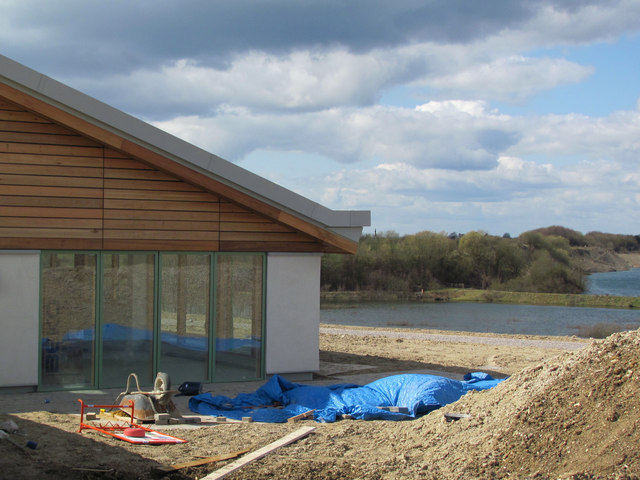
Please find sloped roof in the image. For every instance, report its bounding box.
[0,54,369,253]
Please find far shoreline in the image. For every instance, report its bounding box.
[321,288,640,309]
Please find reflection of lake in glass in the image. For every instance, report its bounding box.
[321,302,640,336]
[585,268,640,297]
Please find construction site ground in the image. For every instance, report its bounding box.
[2,324,639,479]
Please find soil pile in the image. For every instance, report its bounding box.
[239,329,640,479]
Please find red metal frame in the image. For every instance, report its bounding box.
[77,399,187,444]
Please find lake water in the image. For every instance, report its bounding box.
[320,302,640,337]
[321,269,640,337]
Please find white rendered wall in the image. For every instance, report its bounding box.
[265,253,321,375]
[0,251,40,387]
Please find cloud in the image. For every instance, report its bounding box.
[3,0,639,116]
[3,0,640,236]
[153,100,522,170]
[424,56,594,102]
[511,109,640,163]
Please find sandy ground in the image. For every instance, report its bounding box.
[3,325,639,479]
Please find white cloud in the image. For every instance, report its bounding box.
[424,56,593,102]
[154,100,521,170]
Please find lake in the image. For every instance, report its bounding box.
[321,269,640,337]
[320,302,640,337]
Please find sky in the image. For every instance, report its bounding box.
[2,0,640,237]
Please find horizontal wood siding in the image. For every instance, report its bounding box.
[0,94,339,253]
[219,200,319,251]
[103,149,220,251]
[0,97,103,249]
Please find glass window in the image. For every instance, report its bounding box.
[101,253,155,387]
[40,253,97,388]
[215,254,264,381]
[159,253,211,384]
[40,250,266,390]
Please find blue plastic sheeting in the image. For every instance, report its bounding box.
[60,324,260,352]
[188,373,505,423]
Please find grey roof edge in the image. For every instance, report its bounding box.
[0,54,370,238]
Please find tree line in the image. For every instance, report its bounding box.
[321,226,640,294]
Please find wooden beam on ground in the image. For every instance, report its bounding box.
[287,410,315,423]
[202,426,316,480]
[154,448,250,473]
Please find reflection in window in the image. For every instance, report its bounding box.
[101,253,155,387]
[160,253,211,384]
[215,255,264,381]
[40,253,97,388]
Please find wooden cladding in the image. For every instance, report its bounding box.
[102,149,221,251]
[0,97,103,249]
[0,96,326,252]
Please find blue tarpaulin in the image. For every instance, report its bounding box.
[188,373,505,423]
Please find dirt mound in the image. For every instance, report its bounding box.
[239,330,640,479]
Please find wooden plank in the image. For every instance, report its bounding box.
[103,148,129,159]
[219,222,292,233]
[0,206,101,219]
[0,152,103,168]
[0,185,103,198]
[220,240,322,252]
[0,237,102,250]
[0,173,103,189]
[0,98,24,110]
[219,212,272,223]
[218,202,251,213]
[0,142,103,157]
[154,448,250,473]
[0,227,101,238]
[0,131,100,147]
[104,199,219,212]
[105,158,153,170]
[104,208,217,221]
[0,195,103,208]
[0,163,102,178]
[103,219,218,231]
[103,239,218,251]
[104,167,179,181]
[0,217,102,229]
[0,120,78,135]
[103,230,216,241]
[103,178,199,192]
[104,188,215,202]
[287,410,315,423]
[220,232,310,242]
[202,427,315,480]
[0,110,51,123]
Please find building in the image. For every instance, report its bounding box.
[0,55,370,391]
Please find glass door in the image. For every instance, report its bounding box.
[40,253,97,389]
[214,254,264,381]
[101,253,156,388]
[159,253,211,384]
